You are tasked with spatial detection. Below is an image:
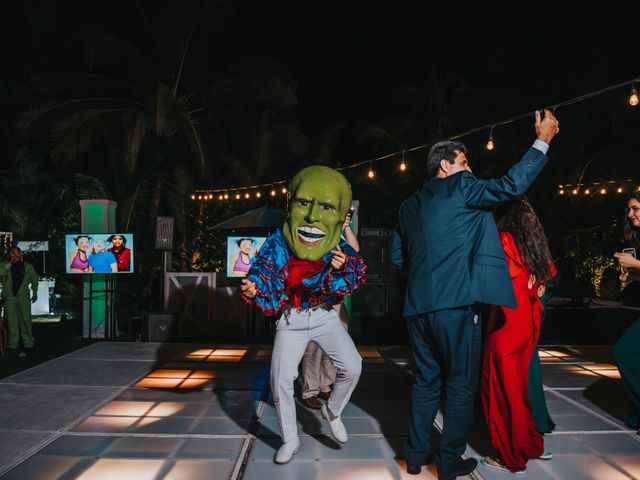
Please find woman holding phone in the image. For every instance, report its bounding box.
[613,192,640,435]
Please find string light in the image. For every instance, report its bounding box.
[486,126,495,151]
[235,193,240,200]
[572,189,578,195]
[399,151,407,171]
[224,193,229,200]
[559,189,565,195]
[256,191,262,198]
[630,83,639,107]
[281,187,287,194]
[244,192,250,199]
[218,194,223,200]
[617,187,623,193]
[600,188,607,195]
[584,188,590,195]
[190,77,640,201]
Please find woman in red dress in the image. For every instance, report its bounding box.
[481,198,556,474]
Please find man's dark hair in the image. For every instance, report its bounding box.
[426,141,467,179]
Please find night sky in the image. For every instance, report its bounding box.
[1,1,638,230]
[3,2,637,131]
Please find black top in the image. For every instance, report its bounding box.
[10,261,25,296]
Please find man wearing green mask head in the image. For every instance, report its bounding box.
[282,166,352,261]
[241,165,367,465]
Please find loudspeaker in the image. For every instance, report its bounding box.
[359,229,388,276]
[155,216,175,250]
[385,282,405,317]
[352,282,385,317]
[145,311,178,342]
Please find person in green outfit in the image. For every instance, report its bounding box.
[0,247,39,356]
[613,192,640,435]
[527,283,556,434]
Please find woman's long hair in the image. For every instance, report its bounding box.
[623,192,640,250]
[497,198,554,283]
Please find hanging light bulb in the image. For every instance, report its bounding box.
[191,194,196,200]
[630,83,639,107]
[218,194,223,200]
[617,187,623,193]
[281,187,287,194]
[367,163,375,178]
[256,191,261,198]
[235,193,241,200]
[209,194,213,199]
[198,195,202,200]
[600,188,607,195]
[486,126,495,151]
[572,189,578,195]
[559,188,565,195]
[400,151,407,171]
[244,192,250,199]
[584,188,590,195]
[224,193,229,200]
[270,189,276,197]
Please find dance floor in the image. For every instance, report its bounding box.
[0,342,638,479]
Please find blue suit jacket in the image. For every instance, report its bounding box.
[391,146,548,316]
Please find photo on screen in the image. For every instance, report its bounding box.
[226,236,267,277]
[65,233,134,274]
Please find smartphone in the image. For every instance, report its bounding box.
[623,247,637,258]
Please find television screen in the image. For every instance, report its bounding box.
[65,233,134,274]
[226,236,267,277]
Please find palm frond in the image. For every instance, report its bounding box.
[50,108,137,163]
[73,173,112,199]
[123,111,150,174]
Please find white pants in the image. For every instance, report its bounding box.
[301,304,349,398]
[271,305,362,443]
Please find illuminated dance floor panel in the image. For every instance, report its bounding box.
[0,342,638,479]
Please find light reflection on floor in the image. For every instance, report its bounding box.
[2,344,639,480]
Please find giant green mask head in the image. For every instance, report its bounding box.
[283,166,352,261]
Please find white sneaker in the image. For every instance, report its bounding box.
[274,439,300,464]
[538,451,553,460]
[321,403,348,443]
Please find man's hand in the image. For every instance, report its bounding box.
[331,245,346,270]
[535,109,560,144]
[31,295,37,304]
[240,279,257,298]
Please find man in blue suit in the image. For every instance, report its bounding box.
[391,110,559,479]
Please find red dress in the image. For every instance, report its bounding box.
[481,231,556,471]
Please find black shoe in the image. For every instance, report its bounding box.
[406,457,431,475]
[439,457,478,480]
